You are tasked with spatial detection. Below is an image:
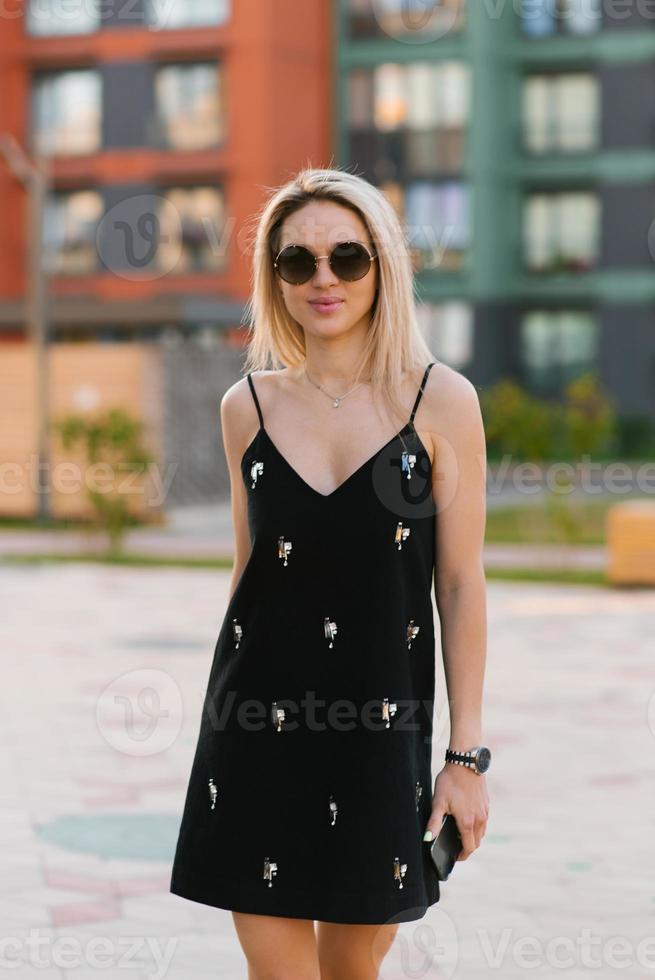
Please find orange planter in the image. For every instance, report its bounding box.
[606,501,655,586]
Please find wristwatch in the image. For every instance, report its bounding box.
[445,745,491,775]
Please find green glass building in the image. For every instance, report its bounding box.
[337,0,655,422]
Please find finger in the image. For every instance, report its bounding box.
[455,818,476,860]
[422,806,448,841]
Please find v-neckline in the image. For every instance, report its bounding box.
[242,422,430,500]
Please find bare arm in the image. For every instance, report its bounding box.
[430,371,488,747]
[219,377,261,602]
[420,364,489,858]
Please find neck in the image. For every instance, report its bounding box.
[301,320,372,388]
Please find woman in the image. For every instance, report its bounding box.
[170,167,490,979]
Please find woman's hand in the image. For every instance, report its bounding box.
[424,764,490,860]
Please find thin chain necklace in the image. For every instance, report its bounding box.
[304,365,366,408]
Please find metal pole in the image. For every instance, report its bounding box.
[0,135,51,522]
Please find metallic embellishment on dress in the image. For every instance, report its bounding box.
[415,780,423,811]
[232,618,242,649]
[263,857,278,887]
[329,794,338,825]
[271,702,286,732]
[277,536,293,566]
[406,620,420,649]
[393,856,408,889]
[324,616,338,648]
[250,460,264,488]
[401,451,417,480]
[382,698,397,728]
[208,778,218,810]
[394,521,410,550]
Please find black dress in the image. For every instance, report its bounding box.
[170,361,441,924]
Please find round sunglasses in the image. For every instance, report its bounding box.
[273,241,377,285]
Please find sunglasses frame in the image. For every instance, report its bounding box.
[273,240,378,284]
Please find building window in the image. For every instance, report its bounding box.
[522,73,599,153]
[524,192,599,273]
[348,61,470,181]
[26,0,100,35]
[416,301,474,368]
[403,180,470,272]
[31,70,101,157]
[347,0,466,40]
[520,0,601,36]
[156,186,225,273]
[43,189,103,275]
[521,310,598,394]
[145,0,229,29]
[151,63,223,150]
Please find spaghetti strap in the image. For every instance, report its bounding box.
[246,373,264,429]
[409,361,436,424]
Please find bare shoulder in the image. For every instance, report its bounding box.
[220,371,264,453]
[220,375,252,438]
[423,360,482,415]
[220,370,286,453]
[419,361,486,457]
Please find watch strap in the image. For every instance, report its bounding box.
[445,748,477,767]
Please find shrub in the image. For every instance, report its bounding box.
[51,407,154,553]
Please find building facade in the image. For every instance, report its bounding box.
[338,0,655,420]
[0,0,332,344]
[1,0,653,425]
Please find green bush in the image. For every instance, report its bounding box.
[481,374,617,462]
[481,379,557,461]
[559,373,617,459]
[52,408,154,554]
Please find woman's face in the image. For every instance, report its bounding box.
[273,200,378,338]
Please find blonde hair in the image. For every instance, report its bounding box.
[241,166,437,424]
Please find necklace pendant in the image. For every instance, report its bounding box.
[333,398,340,408]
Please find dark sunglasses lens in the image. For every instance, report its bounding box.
[276,246,315,284]
[331,242,371,281]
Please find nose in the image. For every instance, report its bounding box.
[311,254,339,286]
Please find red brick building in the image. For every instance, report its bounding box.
[0,0,333,344]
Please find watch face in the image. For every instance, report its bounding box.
[476,747,491,773]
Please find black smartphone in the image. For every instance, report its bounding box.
[428,813,462,881]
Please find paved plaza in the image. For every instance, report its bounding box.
[1,562,654,979]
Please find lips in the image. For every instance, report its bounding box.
[309,299,344,312]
